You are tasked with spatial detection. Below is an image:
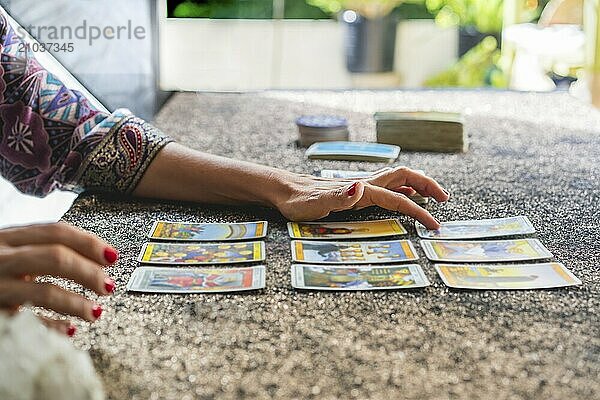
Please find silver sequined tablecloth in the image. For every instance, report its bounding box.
[62,90,599,400]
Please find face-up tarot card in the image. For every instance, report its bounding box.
[291,240,419,264]
[127,266,266,293]
[138,242,266,265]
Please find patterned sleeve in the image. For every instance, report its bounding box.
[0,8,172,197]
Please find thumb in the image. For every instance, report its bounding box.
[326,181,364,212]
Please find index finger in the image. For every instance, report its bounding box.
[369,167,450,202]
[364,185,441,230]
[0,223,117,266]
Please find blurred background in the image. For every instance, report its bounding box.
[0,0,588,118]
[0,0,593,226]
[159,0,583,93]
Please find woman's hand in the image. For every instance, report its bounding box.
[0,223,118,337]
[274,167,450,229]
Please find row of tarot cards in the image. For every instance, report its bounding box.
[127,216,581,293]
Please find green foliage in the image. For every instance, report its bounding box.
[424,0,503,33]
[306,0,407,18]
[425,36,508,88]
[173,1,211,18]
[172,0,329,19]
[306,0,344,14]
[171,0,431,19]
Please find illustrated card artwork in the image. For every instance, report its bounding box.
[138,242,266,265]
[415,216,535,240]
[287,219,407,240]
[434,263,582,290]
[148,221,267,241]
[420,239,552,262]
[127,266,266,293]
[291,264,430,291]
[291,240,419,264]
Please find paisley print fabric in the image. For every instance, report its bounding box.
[0,7,172,196]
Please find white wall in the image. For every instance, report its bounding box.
[159,15,458,91]
[395,20,458,88]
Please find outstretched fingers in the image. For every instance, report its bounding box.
[0,280,103,322]
[369,167,449,202]
[0,222,118,266]
[363,185,441,229]
[0,245,114,296]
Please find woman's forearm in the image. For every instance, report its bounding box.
[133,143,293,208]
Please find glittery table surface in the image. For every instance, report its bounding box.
[63,91,600,400]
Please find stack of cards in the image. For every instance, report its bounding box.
[127,221,268,294]
[305,141,400,162]
[319,169,429,206]
[295,115,349,147]
[416,216,581,290]
[375,111,468,153]
[287,219,429,291]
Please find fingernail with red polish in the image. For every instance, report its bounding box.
[92,304,103,320]
[347,182,358,197]
[67,324,76,337]
[104,248,119,264]
[104,278,115,294]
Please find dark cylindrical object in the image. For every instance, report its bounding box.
[343,11,397,73]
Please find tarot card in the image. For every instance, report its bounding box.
[319,169,425,179]
[148,220,268,241]
[415,216,535,240]
[420,239,552,262]
[434,263,582,290]
[138,241,266,265]
[127,265,266,293]
[291,264,430,291]
[291,240,419,264]
[287,219,407,240]
[305,141,400,162]
[319,169,373,179]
